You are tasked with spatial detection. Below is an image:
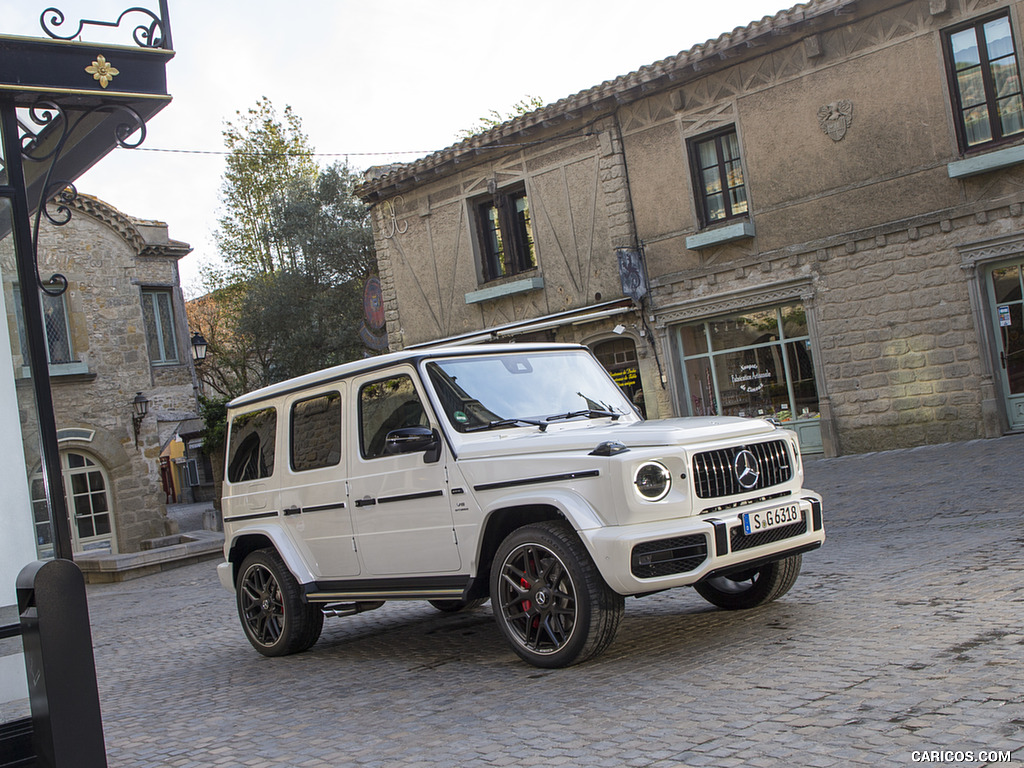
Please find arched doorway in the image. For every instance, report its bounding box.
[31,451,117,556]
[592,337,646,417]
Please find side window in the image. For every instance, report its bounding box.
[227,407,277,483]
[474,185,537,282]
[359,374,427,460]
[13,283,75,364]
[944,12,1024,151]
[291,391,342,472]
[141,287,179,364]
[689,126,748,228]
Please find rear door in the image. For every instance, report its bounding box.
[280,386,359,579]
[223,405,281,528]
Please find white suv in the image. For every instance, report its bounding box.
[217,343,824,668]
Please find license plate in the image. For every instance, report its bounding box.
[742,503,802,535]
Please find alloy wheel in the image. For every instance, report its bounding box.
[239,562,285,647]
[496,542,578,656]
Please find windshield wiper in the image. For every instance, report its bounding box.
[546,409,622,423]
[465,417,548,433]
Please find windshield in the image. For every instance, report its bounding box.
[425,350,636,433]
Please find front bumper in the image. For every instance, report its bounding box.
[583,492,824,595]
[217,561,235,593]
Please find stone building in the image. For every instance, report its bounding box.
[357,0,1024,456]
[2,194,198,555]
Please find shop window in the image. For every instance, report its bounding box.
[141,287,179,364]
[944,12,1024,151]
[676,304,819,427]
[475,185,537,281]
[291,391,342,472]
[593,337,646,417]
[689,127,748,227]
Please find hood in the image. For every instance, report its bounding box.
[453,416,779,460]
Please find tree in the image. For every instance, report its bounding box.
[457,96,545,139]
[192,101,376,440]
[214,96,319,281]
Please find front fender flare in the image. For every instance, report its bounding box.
[475,487,609,572]
[479,487,606,532]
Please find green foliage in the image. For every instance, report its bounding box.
[198,394,229,455]
[215,96,319,281]
[457,96,545,140]
[195,100,377,400]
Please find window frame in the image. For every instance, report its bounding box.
[13,283,76,366]
[688,126,749,229]
[226,407,277,483]
[289,390,343,473]
[358,372,428,460]
[473,184,538,283]
[141,287,180,365]
[943,10,1024,153]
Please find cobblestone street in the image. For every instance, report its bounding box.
[25,437,1024,766]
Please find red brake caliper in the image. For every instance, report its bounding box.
[522,556,540,630]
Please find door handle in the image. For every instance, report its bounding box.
[283,506,301,516]
[1002,350,1007,369]
[354,497,377,508]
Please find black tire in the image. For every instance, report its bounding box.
[490,521,623,668]
[694,554,802,611]
[236,548,324,656]
[428,598,488,613]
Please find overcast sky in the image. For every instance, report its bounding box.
[5,0,788,294]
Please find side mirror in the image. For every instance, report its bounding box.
[384,426,442,462]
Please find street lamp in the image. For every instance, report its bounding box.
[190,332,208,365]
[131,392,149,448]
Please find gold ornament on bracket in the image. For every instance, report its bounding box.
[85,55,120,88]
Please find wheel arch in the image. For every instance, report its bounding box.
[466,505,562,600]
[225,528,314,589]
[467,492,603,601]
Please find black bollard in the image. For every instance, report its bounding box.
[17,560,106,768]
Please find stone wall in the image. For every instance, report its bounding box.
[4,195,195,552]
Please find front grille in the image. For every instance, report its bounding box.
[631,535,708,578]
[692,440,793,499]
[730,514,807,552]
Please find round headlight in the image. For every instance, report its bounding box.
[634,461,671,501]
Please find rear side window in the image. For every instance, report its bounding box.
[291,391,342,472]
[227,407,277,483]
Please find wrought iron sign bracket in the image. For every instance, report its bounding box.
[41,2,173,50]
[20,100,147,297]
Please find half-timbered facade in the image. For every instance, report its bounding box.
[358,0,1024,456]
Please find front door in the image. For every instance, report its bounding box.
[348,368,461,576]
[990,262,1024,429]
[63,451,116,554]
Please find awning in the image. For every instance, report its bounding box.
[407,298,638,348]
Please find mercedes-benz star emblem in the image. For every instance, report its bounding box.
[733,449,761,490]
